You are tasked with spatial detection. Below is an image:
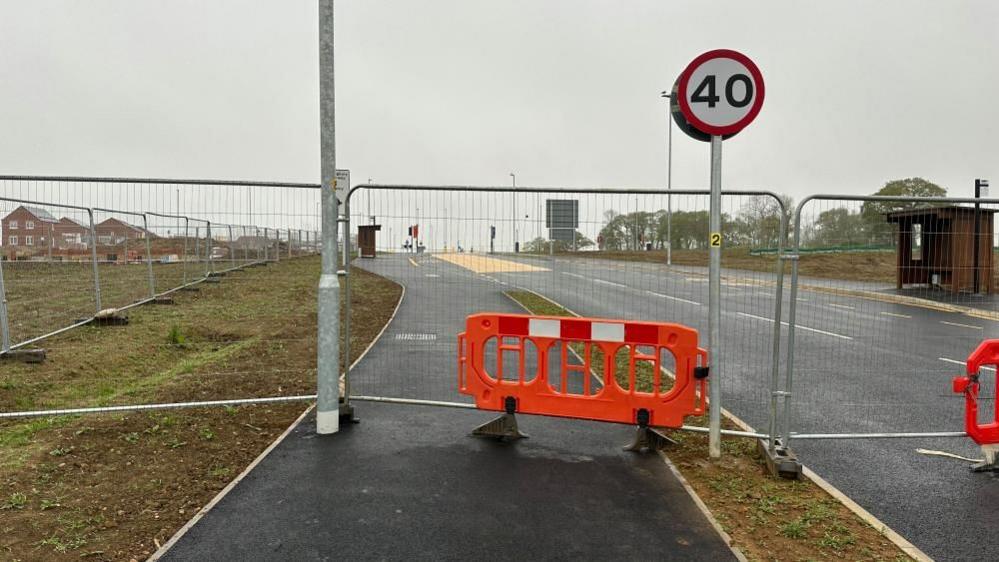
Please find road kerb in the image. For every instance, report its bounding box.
[659,453,749,562]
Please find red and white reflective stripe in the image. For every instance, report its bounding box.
[493,316,659,345]
[525,318,625,342]
[591,322,624,342]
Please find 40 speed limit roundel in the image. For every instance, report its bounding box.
[677,49,764,137]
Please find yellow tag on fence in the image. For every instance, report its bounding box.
[709,232,722,247]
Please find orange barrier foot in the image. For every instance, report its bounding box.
[622,409,677,453]
[470,396,529,442]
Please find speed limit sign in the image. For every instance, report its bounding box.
[672,48,765,460]
[677,49,764,137]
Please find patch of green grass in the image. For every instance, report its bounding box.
[48,446,72,457]
[166,324,187,346]
[37,534,88,553]
[1,492,28,510]
[0,416,74,449]
[39,497,62,510]
[818,525,857,550]
[199,428,215,441]
[780,517,810,539]
[504,290,570,317]
[121,432,139,444]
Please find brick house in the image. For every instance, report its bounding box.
[53,217,89,249]
[94,217,154,246]
[2,205,60,255]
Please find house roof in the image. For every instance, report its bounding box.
[97,217,144,231]
[59,217,88,228]
[3,205,60,223]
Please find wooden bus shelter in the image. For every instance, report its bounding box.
[886,206,994,294]
[357,224,381,258]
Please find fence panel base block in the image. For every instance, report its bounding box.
[0,348,46,364]
[758,439,803,480]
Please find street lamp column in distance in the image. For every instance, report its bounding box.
[510,172,518,252]
[661,90,673,266]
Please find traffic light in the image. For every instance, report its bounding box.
[490,225,496,239]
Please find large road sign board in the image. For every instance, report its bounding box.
[546,199,579,229]
[677,49,764,137]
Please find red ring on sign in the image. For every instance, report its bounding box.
[677,49,765,137]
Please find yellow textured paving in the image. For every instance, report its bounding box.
[434,253,549,273]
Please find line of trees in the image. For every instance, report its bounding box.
[598,194,791,251]
[595,178,948,251]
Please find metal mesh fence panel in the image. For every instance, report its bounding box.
[344,185,787,435]
[0,177,322,418]
[784,196,999,438]
[92,208,156,309]
[0,198,98,347]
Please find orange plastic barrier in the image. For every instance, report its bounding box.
[954,340,999,445]
[458,313,708,427]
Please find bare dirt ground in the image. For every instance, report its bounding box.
[0,256,401,561]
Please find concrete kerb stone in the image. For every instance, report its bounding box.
[659,453,749,562]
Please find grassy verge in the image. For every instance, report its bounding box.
[0,256,402,561]
[504,289,909,562]
[560,247,898,284]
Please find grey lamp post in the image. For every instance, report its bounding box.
[661,90,673,266]
[510,172,517,252]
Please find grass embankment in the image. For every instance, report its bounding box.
[0,256,401,561]
[2,261,233,346]
[504,289,910,562]
[562,248,897,284]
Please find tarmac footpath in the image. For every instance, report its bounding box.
[155,401,739,561]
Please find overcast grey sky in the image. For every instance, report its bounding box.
[1,0,997,202]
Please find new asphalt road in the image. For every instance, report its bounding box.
[354,251,999,561]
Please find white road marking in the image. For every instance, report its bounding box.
[646,291,701,306]
[828,303,855,310]
[880,311,912,319]
[941,320,983,330]
[425,273,439,278]
[737,312,853,340]
[594,278,627,288]
[561,272,586,279]
[394,333,437,341]
[408,258,419,267]
[940,357,995,372]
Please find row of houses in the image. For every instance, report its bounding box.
[2,205,306,262]
[2,205,152,257]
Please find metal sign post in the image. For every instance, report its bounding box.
[674,49,765,458]
[336,168,350,268]
[974,179,989,294]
